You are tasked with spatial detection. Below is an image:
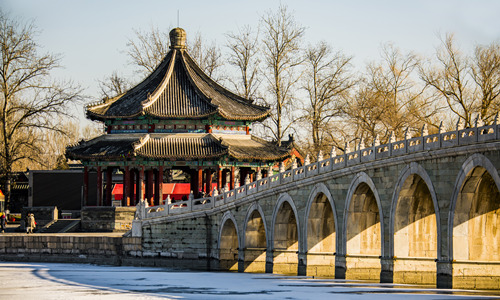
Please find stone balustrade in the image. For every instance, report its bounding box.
[138,122,500,221]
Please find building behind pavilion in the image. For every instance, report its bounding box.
[66,28,297,207]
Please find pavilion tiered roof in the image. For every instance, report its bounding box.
[86,37,270,122]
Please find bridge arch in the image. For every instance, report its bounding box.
[343,172,383,280]
[218,211,240,271]
[448,154,500,288]
[241,202,268,272]
[390,162,440,285]
[271,192,300,275]
[303,182,337,277]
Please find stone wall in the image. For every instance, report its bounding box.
[81,207,135,232]
[0,235,140,266]
[136,214,220,270]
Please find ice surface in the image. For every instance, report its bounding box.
[0,262,498,299]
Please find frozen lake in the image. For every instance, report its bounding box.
[0,262,499,299]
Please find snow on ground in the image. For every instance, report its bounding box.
[0,262,499,300]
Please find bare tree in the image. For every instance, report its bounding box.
[420,34,475,126]
[260,4,305,145]
[188,32,224,80]
[471,42,500,124]
[341,79,390,145]
[0,11,81,209]
[225,25,261,99]
[301,41,354,154]
[344,44,437,145]
[126,25,170,75]
[14,121,102,171]
[97,71,131,99]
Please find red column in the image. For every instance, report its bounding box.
[197,167,203,196]
[157,166,163,205]
[217,165,222,192]
[131,169,137,205]
[153,169,159,205]
[190,168,197,198]
[230,166,235,190]
[146,169,154,206]
[83,166,89,206]
[123,166,130,206]
[106,166,113,206]
[97,166,103,206]
[205,169,213,195]
[138,166,144,202]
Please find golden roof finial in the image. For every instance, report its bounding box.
[170,27,186,50]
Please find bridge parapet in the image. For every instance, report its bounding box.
[136,122,500,222]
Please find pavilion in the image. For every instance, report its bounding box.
[66,28,296,207]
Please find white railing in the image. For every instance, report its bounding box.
[139,122,500,220]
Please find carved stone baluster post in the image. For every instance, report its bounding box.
[404,128,411,140]
[304,154,311,166]
[256,168,262,181]
[388,132,396,156]
[456,118,464,131]
[475,114,484,127]
[344,142,351,154]
[330,146,337,158]
[358,138,365,151]
[438,122,444,147]
[389,131,396,143]
[317,150,323,162]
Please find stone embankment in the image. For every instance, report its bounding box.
[0,233,140,266]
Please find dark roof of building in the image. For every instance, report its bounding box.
[65,135,138,160]
[222,136,292,161]
[87,28,270,122]
[66,133,292,162]
[135,134,228,159]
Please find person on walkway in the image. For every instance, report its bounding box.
[0,212,6,233]
[26,213,36,234]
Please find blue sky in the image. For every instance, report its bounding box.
[3,0,500,117]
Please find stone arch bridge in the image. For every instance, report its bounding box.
[133,123,500,290]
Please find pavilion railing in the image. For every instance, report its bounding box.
[141,121,500,220]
